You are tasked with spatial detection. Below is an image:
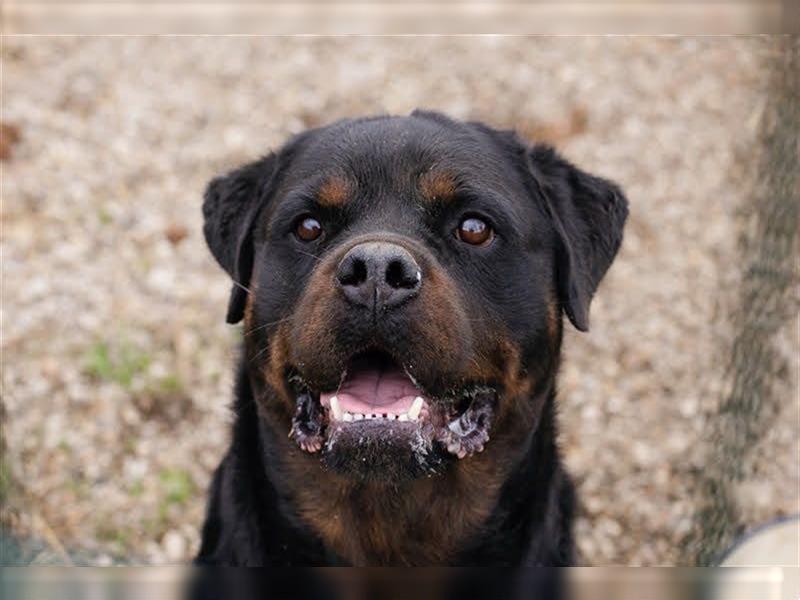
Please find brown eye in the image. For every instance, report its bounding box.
[295,217,322,242]
[456,217,494,246]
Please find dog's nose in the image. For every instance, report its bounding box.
[336,242,422,311]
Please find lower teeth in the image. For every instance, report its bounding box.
[327,394,424,423]
[335,411,412,422]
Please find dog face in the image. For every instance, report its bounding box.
[203,111,627,482]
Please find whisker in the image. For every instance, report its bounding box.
[243,316,292,337]
[232,280,253,294]
[469,356,483,372]
[250,343,271,364]
[294,249,322,262]
[334,368,348,396]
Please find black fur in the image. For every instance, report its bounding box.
[196,110,627,578]
[525,145,628,331]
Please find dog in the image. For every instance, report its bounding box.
[195,110,627,568]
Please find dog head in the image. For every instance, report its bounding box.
[203,111,627,482]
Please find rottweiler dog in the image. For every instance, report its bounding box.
[196,110,627,567]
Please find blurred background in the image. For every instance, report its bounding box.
[1,36,797,566]
[2,1,792,34]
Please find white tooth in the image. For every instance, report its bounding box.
[398,414,409,422]
[353,413,364,421]
[408,397,424,421]
[388,414,397,420]
[330,396,343,421]
[343,412,353,422]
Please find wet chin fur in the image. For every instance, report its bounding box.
[322,420,445,482]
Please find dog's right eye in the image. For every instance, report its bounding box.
[295,216,323,242]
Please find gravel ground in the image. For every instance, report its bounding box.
[2,36,797,566]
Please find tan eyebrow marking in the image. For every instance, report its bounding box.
[316,175,354,207]
[419,169,458,203]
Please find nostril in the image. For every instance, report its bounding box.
[338,257,368,287]
[385,259,421,290]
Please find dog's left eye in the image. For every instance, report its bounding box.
[456,216,494,246]
[295,217,323,242]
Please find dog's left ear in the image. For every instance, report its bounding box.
[202,153,280,324]
[525,144,629,332]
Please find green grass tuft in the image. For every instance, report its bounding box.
[128,480,145,497]
[84,340,151,389]
[150,374,184,395]
[159,468,194,506]
[0,459,11,505]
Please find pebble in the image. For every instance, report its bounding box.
[162,530,187,563]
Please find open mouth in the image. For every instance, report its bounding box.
[287,350,496,465]
[321,352,429,423]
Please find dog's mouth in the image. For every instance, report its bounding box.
[287,350,496,467]
[322,352,429,423]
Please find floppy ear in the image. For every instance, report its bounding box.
[525,145,628,332]
[202,154,279,324]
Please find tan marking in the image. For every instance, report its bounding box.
[289,453,510,566]
[243,277,258,329]
[264,323,293,407]
[546,295,561,351]
[317,175,353,207]
[419,170,458,203]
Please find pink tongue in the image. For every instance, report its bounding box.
[320,365,422,415]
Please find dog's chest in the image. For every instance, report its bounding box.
[288,463,505,566]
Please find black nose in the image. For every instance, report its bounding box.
[336,242,422,312]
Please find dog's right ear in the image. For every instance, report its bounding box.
[202,153,279,324]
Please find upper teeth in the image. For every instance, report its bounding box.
[330,396,343,421]
[328,395,425,423]
[408,396,424,420]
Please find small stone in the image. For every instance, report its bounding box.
[0,122,21,161]
[164,223,189,245]
[162,530,187,563]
